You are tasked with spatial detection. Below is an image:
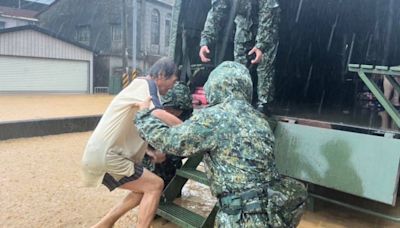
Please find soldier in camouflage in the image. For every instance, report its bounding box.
[142,82,193,187]
[199,0,280,113]
[135,61,307,227]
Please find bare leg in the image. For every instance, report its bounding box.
[92,191,143,228]
[392,77,400,106]
[383,76,394,102]
[92,169,164,228]
[121,169,164,228]
[379,111,390,130]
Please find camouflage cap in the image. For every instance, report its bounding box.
[161,81,193,111]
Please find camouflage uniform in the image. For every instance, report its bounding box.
[136,62,307,227]
[200,0,280,106]
[142,82,193,186]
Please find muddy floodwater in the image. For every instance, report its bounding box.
[1,132,400,227]
[0,94,113,122]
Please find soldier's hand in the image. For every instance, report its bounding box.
[199,45,211,63]
[248,47,263,64]
[147,150,166,163]
[137,96,152,110]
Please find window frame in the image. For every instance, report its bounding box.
[76,25,91,43]
[151,9,160,45]
[111,24,122,41]
[165,13,172,47]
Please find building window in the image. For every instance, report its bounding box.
[111,24,122,41]
[77,25,90,42]
[165,20,171,47]
[0,21,5,29]
[151,9,160,45]
[165,13,172,47]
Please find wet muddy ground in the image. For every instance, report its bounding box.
[1,132,399,227]
[1,95,400,227]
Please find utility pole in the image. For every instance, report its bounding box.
[132,0,138,70]
[122,0,128,74]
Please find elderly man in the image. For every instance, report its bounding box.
[135,61,307,227]
[199,0,280,113]
[81,57,181,228]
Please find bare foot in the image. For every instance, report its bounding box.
[91,221,113,228]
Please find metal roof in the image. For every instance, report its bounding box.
[0,6,38,21]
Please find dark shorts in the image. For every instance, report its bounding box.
[102,163,144,191]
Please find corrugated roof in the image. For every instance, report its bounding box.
[0,6,38,21]
[0,25,94,52]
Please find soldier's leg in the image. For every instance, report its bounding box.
[256,44,277,106]
[233,15,253,66]
[234,15,259,107]
[234,41,251,66]
[256,7,280,111]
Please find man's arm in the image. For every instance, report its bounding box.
[135,109,216,157]
[151,109,182,126]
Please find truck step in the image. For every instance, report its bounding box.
[176,168,209,185]
[157,202,206,228]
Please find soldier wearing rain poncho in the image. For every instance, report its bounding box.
[135,61,307,227]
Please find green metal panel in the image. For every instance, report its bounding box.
[274,122,400,206]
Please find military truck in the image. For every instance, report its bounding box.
[158,0,400,227]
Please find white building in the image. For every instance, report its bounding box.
[0,25,94,93]
[0,6,38,29]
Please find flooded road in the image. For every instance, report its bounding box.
[1,132,399,227]
[0,94,113,122]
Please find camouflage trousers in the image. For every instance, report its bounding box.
[234,9,280,105]
[214,177,307,228]
[142,154,183,187]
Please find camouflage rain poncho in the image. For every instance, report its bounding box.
[136,61,306,227]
